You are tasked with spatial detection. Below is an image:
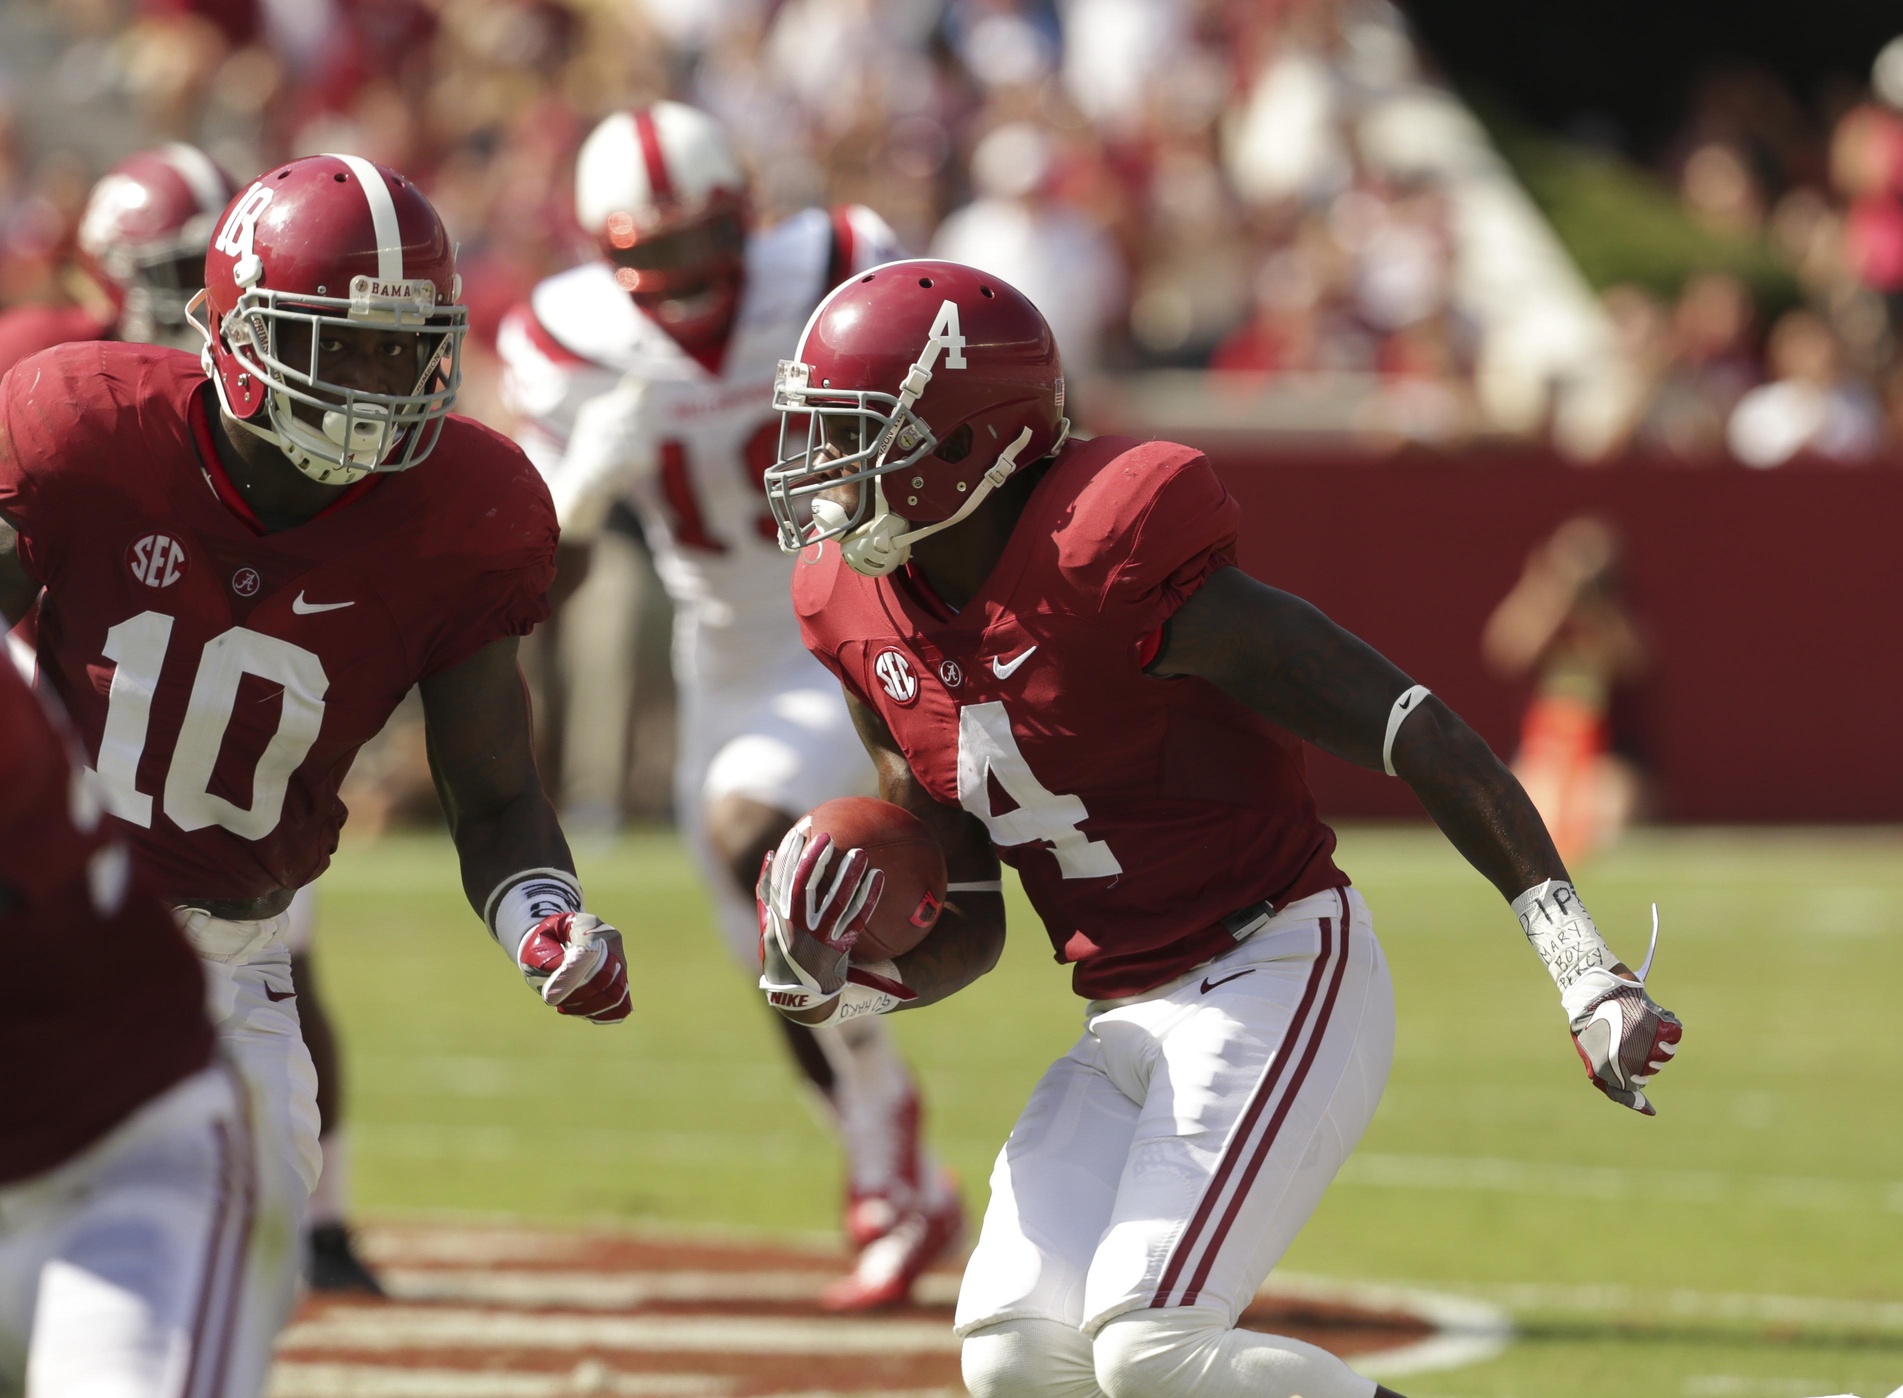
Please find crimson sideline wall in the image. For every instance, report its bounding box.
[1203,448,1903,822]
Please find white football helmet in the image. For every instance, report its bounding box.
[574,103,751,350]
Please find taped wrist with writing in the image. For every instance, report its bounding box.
[1511,879,1613,992]
[762,959,909,1026]
[484,868,584,963]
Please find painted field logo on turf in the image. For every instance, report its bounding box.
[273,1222,1510,1396]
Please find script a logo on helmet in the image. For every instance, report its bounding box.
[926,300,967,370]
[874,648,919,706]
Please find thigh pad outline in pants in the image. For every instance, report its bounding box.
[1085,889,1394,1333]
[950,890,1394,1341]
[953,1039,1143,1336]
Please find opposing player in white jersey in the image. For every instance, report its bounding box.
[499,102,961,1308]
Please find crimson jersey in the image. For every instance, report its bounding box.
[0,657,213,1184]
[0,342,556,901]
[794,436,1346,1000]
[0,303,111,379]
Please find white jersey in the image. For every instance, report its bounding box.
[499,205,902,691]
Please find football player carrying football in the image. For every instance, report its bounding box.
[499,102,961,1309]
[759,262,1683,1398]
[0,155,630,1353]
[0,645,279,1396]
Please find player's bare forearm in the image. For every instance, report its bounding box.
[845,687,1007,1007]
[420,635,575,918]
[890,892,1005,1009]
[1385,697,1568,900]
[1154,567,1567,901]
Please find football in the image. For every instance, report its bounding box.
[803,797,947,962]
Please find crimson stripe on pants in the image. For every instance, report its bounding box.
[1179,889,1353,1307]
[1148,909,1340,1308]
[179,1076,255,1398]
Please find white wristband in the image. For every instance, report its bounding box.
[947,880,1003,894]
[484,868,584,960]
[1511,879,1614,992]
[1382,684,1431,776]
[764,959,908,1026]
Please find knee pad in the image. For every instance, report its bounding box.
[962,1317,1102,1398]
[1093,1307,1375,1398]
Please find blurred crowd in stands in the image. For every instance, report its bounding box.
[0,0,1900,463]
[1606,40,1903,465]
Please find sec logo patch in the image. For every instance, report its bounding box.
[874,648,919,706]
[126,533,188,589]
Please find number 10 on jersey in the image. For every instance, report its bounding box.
[96,610,329,839]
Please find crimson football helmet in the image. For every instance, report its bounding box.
[75,144,238,350]
[767,260,1068,576]
[188,154,466,485]
[575,103,750,352]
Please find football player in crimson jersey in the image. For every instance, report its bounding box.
[0,653,283,1397]
[0,143,239,377]
[0,155,631,1355]
[1,142,379,1295]
[499,102,962,1309]
[758,261,1683,1398]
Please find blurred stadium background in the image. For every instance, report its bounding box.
[5,0,1903,1392]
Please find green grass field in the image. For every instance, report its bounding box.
[308,824,1903,1397]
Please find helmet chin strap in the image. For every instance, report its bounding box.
[825,421,1065,578]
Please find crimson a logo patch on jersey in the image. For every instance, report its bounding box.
[873,648,919,706]
[126,533,189,589]
[938,659,963,688]
[231,567,261,597]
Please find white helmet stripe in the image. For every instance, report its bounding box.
[329,153,404,283]
[162,143,228,216]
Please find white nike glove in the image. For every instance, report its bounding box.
[756,819,916,1025]
[1560,968,1681,1116]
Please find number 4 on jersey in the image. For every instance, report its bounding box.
[956,701,1120,879]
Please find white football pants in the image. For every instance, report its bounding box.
[172,909,320,1360]
[0,1063,280,1398]
[957,888,1394,1397]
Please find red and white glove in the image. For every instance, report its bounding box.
[516,912,631,1024]
[1562,967,1681,1116]
[1516,883,1683,1114]
[757,820,914,1023]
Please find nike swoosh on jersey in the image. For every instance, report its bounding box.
[263,984,296,1002]
[292,592,354,614]
[1200,968,1256,994]
[991,646,1037,679]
